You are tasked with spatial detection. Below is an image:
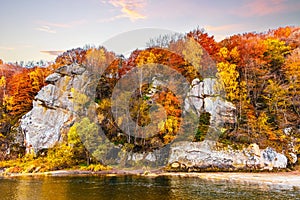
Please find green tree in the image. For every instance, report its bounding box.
[69,117,108,165]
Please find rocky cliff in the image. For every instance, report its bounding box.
[20,64,96,152]
[18,63,297,170]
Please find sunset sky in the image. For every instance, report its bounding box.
[0,0,299,62]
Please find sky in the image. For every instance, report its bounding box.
[0,0,299,63]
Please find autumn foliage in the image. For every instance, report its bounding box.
[0,26,299,161]
[216,26,300,152]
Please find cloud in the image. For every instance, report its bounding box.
[98,14,127,23]
[40,50,64,56]
[35,25,56,34]
[37,20,87,28]
[204,24,245,32]
[0,46,14,50]
[203,24,246,42]
[35,19,87,33]
[233,0,288,17]
[103,0,146,21]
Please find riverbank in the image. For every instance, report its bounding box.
[1,169,300,190]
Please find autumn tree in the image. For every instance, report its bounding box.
[263,38,291,79]
[55,48,87,67]
[283,48,300,121]
[0,76,6,99]
[84,46,115,75]
[217,47,241,102]
[3,66,50,122]
[187,27,219,59]
[263,79,288,128]
[68,117,108,165]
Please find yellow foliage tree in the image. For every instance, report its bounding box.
[182,37,203,72]
[217,61,239,102]
[85,47,107,74]
[0,76,6,97]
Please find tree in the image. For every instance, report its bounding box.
[283,48,300,119]
[272,26,292,40]
[3,67,50,121]
[181,37,203,73]
[146,33,184,48]
[0,76,6,97]
[55,48,87,66]
[84,47,115,75]
[68,117,108,165]
[263,79,288,126]
[187,28,219,58]
[263,38,291,79]
[216,47,240,102]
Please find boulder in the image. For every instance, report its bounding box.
[55,64,86,76]
[71,65,86,75]
[55,65,69,75]
[45,73,61,83]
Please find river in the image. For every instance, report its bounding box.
[0,175,299,200]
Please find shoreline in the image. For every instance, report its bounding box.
[1,169,300,190]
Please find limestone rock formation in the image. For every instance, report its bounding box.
[167,142,288,171]
[20,64,96,152]
[184,78,236,124]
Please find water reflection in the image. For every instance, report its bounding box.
[0,175,299,200]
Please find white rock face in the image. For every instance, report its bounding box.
[21,107,71,151]
[20,64,96,152]
[168,142,288,171]
[184,78,235,124]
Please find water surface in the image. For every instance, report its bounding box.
[0,175,299,200]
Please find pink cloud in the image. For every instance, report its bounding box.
[233,0,288,17]
[40,51,64,56]
[35,25,56,34]
[35,19,87,33]
[204,24,245,32]
[37,20,87,28]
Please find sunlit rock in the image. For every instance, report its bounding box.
[167,142,288,171]
[19,64,96,153]
[184,77,235,124]
[45,72,61,83]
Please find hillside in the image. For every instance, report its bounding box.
[0,26,299,172]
